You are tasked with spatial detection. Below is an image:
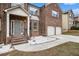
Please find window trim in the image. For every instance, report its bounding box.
[31,20,39,31]
[52,10,59,17]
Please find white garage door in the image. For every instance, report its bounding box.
[56,27,62,35]
[47,26,55,36]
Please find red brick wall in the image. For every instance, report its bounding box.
[0,3,62,44]
[0,3,11,44]
[40,3,62,35]
[31,31,39,36]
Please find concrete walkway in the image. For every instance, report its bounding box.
[13,35,72,52]
[58,35,79,43]
[0,44,13,54]
[0,35,79,53]
[14,39,69,52]
[14,35,79,52]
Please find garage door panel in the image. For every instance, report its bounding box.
[47,26,55,36]
[56,27,61,35]
[47,26,62,36]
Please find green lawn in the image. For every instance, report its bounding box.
[1,42,79,56]
[63,30,79,36]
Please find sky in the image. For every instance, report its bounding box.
[32,3,45,7]
[59,3,79,16]
[33,3,79,16]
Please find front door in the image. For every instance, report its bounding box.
[11,20,24,37]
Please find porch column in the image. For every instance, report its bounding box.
[27,16,30,37]
[6,13,9,37]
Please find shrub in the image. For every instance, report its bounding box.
[71,26,79,30]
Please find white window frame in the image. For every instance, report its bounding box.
[52,10,59,17]
[31,20,39,31]
[28,6,39,15]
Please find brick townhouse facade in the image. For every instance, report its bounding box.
[40,3,62,36]
[0,3,62,45]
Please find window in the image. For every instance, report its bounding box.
[29,10,39,15]
[69,14,73,19]
[35,10,39,15]
[32,20,39,31]
[29,7,39,15]
[69,14,72,17]
[52,10,59,17]
[29,10,36,15]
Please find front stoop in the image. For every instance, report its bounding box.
[11,36,28,45]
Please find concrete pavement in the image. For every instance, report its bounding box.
[0,35,79,53]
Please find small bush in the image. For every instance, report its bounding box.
[71,26,79,30]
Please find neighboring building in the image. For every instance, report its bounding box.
[62,10,74,32]
[74,16,79,27]
[0,3,62,45]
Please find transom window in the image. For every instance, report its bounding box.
[31,20,39,31]
[52,10,59,17]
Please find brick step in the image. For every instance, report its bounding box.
[11,37,23,40]
[12,40,27,45]
[12,37,26,40]
[12,39,27,42]
[11,37,28,45]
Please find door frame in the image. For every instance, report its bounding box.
[10,19,25,37]
[6,13,30,38]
